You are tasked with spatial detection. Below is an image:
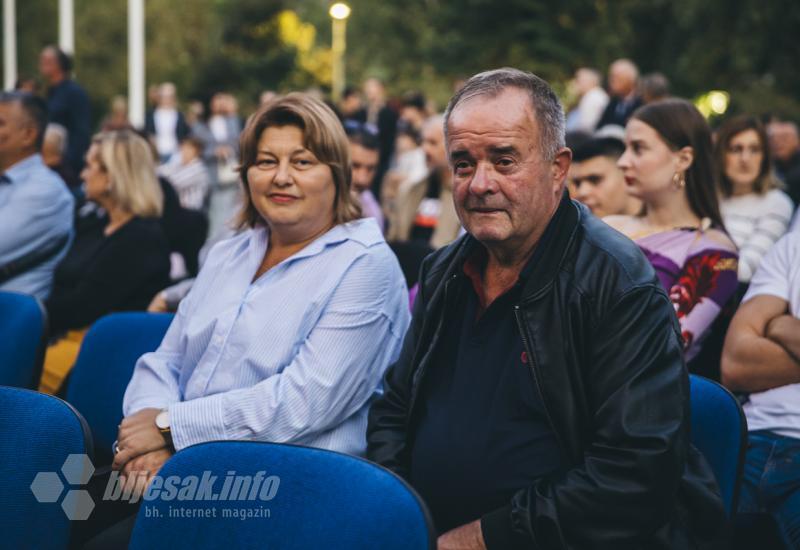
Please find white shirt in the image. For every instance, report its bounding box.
[741,232,800,438]
[123,218,410,455]
[566,87,609,133]
[154,108,179,157]
[721,189,795,282]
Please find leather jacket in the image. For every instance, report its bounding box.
[367,196,725,549]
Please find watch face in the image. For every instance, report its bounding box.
[156,411,169,430]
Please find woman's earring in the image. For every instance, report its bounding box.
[673,172,686,190]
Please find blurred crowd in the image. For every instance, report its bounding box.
[2,46,800,548]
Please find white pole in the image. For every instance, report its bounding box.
[58,0,74,54]
[128,0,145,128]
[3,0,17,91]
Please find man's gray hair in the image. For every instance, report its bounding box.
[44,123,69,156]
[443,67,565,160]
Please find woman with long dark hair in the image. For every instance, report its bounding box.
[605,98,739,362]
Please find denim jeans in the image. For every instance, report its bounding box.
[738,430,800,549]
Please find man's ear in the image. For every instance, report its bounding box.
[551,147,572,190]
[19,123,39,151]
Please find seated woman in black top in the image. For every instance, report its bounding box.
[40,130,170,393]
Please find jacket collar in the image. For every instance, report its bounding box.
[439,191,581,302]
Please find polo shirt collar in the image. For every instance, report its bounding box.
[3,154,42,183]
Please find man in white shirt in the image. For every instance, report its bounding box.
[722,231,800,548]
[145,83,189,164]
[565,68,609,134]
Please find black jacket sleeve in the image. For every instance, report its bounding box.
[366,260,429,478]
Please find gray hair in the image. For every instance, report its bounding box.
[443,67,565,160]
[44,123,69,156]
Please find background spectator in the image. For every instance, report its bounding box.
[715,115,794,283]
[568,136,641,218]
[39,45,91,173]
[0,92,73,300]
[596,58,642,130]
[386,115,460,250]
[640,72,670,104]
[40,130,170,394]
[145,82,190,164]
[768,120,800,206]
[346,123,384,229]
[42,123,81,191]
[565,67,609,133]
[363,77,398,195]
[721,232,800,549]
[158,136,211,211]
[608,98,738,367]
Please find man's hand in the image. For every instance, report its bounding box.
[437,520,486,550]
[113,408,167,471]
[120,448,173,499]
[766,314,800,360]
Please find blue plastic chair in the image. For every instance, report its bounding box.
[0,386,93,550]
[689,374,747,517]
[66,312,174,464]
[0,290,48,388]
[130,441,434,550]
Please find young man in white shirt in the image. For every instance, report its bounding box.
[722,232,800,548]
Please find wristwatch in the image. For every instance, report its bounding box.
[155,409,173,448]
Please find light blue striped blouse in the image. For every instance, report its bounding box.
[123,218,410,456]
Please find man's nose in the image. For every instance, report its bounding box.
[468,162,497,195]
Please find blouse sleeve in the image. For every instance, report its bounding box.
[668,237,739,361]
[166,249,411,451]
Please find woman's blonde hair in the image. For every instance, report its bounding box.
[92,130,163,217]
[236,92,360,229]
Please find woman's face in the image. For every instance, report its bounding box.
[618,119,684,201]
[247,125,336,243]
[81,144,110,204]
[724,129,763,192]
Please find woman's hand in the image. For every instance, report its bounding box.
[113,408,167,471]
[120,448,174,499]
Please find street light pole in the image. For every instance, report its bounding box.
[59,0,74,55]
[329,2,351,102]
[3,0,17,91]
[128,0,145,128]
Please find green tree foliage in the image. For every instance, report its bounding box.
[2,0,799,122]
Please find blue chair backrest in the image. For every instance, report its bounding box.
[0,291,47,388]
[130,441,434,550]
[0,386,93,550]
[689,374,747,517]
[66,312,174,463]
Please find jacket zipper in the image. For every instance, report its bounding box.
[514,304,568,459]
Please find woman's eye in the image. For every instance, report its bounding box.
[256,158,276,167]
[295,159,312,167]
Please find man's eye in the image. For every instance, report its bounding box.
[496,158,514,168]
[454,162,473,175]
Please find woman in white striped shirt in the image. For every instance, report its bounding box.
[113,93,410,496]
[715,115,795,283]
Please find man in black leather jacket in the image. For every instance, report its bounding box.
[367,68,725,549]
